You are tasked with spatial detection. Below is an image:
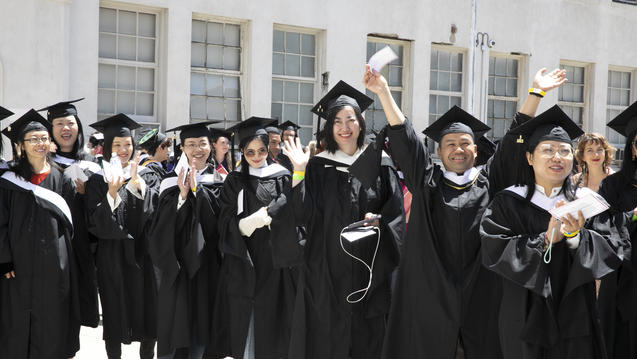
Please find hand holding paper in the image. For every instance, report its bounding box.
[368,45,398,73]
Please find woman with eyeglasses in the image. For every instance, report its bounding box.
[596,101,637,359]
[213,117,304,359]
[0,110,80,359]
[148,121,226,359]
[480,106,629,359]
[85,114,160,359]
[573,133,616,192]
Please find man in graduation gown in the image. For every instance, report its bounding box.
[149,121,226,359]
[85,114,160,359]
[597,101,637,359]
[266,125,294,173]
[0,109,81,359]
[363,66,568,358]
[480,106,630,358]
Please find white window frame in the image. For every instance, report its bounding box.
[98,2,160,130]
[190,15,246,128]
[558,61,590,129]
[606,66,636,163]
[365,36,410,131]
[429,45,466,122]
[271,24,322,143]
[486,53,523,140]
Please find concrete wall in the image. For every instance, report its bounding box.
[1,0,636,157]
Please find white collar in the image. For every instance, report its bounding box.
[52,154,102,173]
[245,163,289,178]
[314,145,367,167]
[534,184,563,199]
[443,167,480,185]
[504,185,593,212]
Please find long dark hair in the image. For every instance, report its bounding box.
[102,136,136,162]
[323,105,367,153]
[239,134,269,178]
[521,143,577,201]
[619,130,637,181]
[10,140,60,181]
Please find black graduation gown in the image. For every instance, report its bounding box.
[214,164,304,359]
[53,154,102,329]
[0,168,80,359]
[149,168,225,356]
[481,187,630,359]
[597,172,637,359]
[288,150,404,359]
[381,116,527,359]
[141,159,167,178]
[268,152,294,173]
[85,166,160,343]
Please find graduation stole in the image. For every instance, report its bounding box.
[159,169,226,196]
[1,171,73,225]
[53,154,102,173]
[442,166,481,190]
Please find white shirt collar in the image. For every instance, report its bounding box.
[534,184,563,198]
[443,167,480,185]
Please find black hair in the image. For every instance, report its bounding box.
[142,137,171,157]
[179,134,215,166]
[211,133,232,171]
[102,135,136,162]
[323,105,366,153]
[51,114,89,160]
[620,130,637,181]
[239,134,269,178]
[10,135,60,181]
[521,142,577,202]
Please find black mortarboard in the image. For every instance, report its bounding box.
[210,128,232,140]
[166,120,221,143]
[37,98,84,121]
[422,106,490,143]
[137,128,167,151]
[228,117,278,143]
[0,106,13,122]
[475,136,497,166]
[311,80,374,135]
[607,101,637,138]
[510,105,583,150]
[1,109,52,144]
[279,120,301,133]
[90,113,141,140]
[265,126,282,135]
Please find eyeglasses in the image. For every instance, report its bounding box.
[536,144,573,158]
[23,136,50,145]
[244,148,268,157]
[183,142,210,150]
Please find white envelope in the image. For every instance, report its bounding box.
[549,192,610,220]
[368,46,398,73]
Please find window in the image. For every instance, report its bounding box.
[558,64,586,127]
[365,38,407,132]
[429,47,463,124]
[271,28,317,144]
[487,56,519,139]
[98,7,158,130]
[190,19,242,128]
[606,69,633,161]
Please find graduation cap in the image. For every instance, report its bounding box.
[509,105,584,150]
[137,128,167,152]
[607,101,637,138]
[311,80,374,135]
[422,106,490,143]
[166,120,221,143]
[265,126,282,135]
[210,128,232,140]
[0,106,14,153]
[37,98,84,121]
[1,109,52,144]
[279,120,301,133]
[228,117,278,144]
[90,113,141,140]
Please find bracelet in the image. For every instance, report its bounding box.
[293,170,305,176]
[191,187,197,193]
[563,230,580,238]
[632,214,637,222]
[529,87,546,98]
[292,174,305,181]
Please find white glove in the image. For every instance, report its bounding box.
[238,207,272,237]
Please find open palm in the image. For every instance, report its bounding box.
[282,137,310,170]
[534,68,568,92]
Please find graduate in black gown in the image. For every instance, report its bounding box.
[363,65,567,358]
[284,81,404,359]
[38,98,102,357]
[480,105,630,359]
[597,101,637,359]
[138,128,171,178]
[265,125,293,173]
[0,110,80,359]
[213,117,303,359]
[0,106,14,170]
[85,114,159,359]
[149,121,226,359]
[277,120,300,172]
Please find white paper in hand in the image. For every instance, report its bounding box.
[174,154,190,186]
[342,227,377,243]
[64,163,89,182]
[549,192,610,220]
[109,153,124,179]
[368,46,398,73]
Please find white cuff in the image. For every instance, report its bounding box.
[107,192,122,212]
[126,177,146,200]
[566,233,581,249]
[177,195,187,210]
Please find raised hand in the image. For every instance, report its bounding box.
[4,270,15,279]
[363,64,389,96]
[188,160,197,192]
[74,178,86,195]
[107,173,125,200]
[177,167,189,200]
[533,68,568,92]
[130,151,140,184]
[282,137,310,171]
